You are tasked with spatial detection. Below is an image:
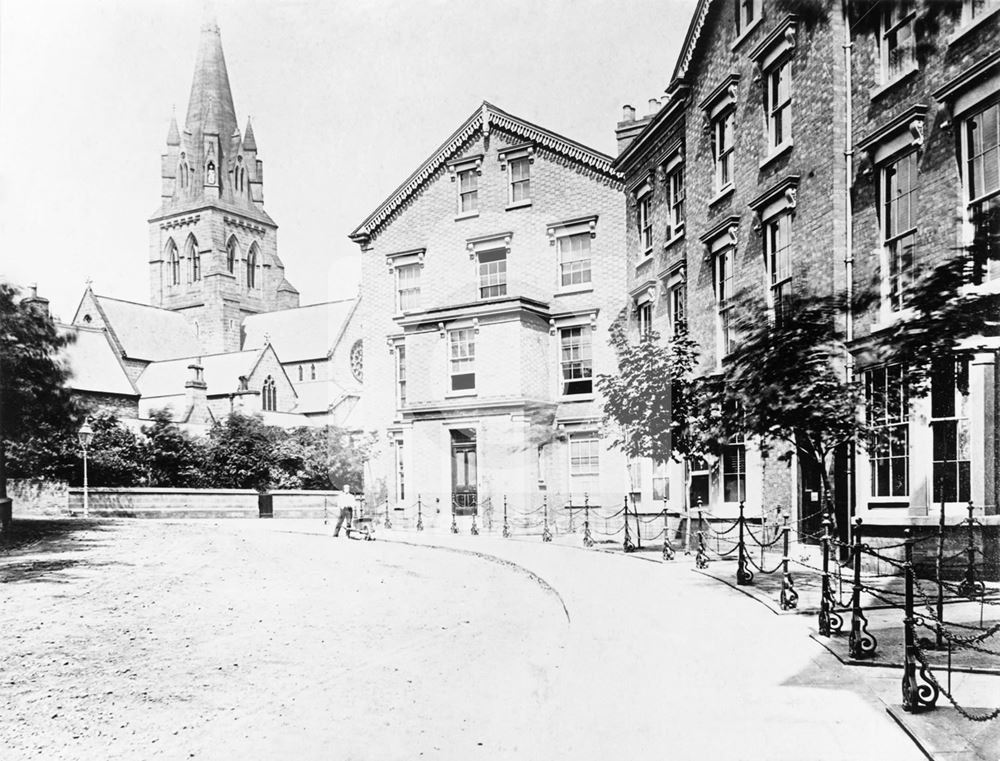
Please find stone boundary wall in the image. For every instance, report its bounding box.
[64,487,344,519]
[270,491,341,520]
[68,488,258,519]
[8,479,69,516]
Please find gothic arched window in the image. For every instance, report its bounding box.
[262,375,277,411]
[226,236,239,275]
[246,243,259,289]
[166,239,180,286]
[178,155,189,190]
[186,235,200,282]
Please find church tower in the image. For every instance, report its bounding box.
[148,19,299,353]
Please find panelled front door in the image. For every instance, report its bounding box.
[451,429,477,515]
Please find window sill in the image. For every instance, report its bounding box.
[871,305,916,334]
[866,499,910,509]
[709,185,735,206]
[948,5,1000,46]
[505,199,532,211]
[560,394,595,403]
[730,16,762,51]
[869,64,919,101]
[758,140,793,170]
[445,390,477,399]
[454,210,480,221]
[664,230,685,250]
[635,255,654,273]
[556,285,594,297]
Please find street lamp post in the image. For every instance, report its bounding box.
[77,420,94,519]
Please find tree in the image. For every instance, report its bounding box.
[719,294,868,525]
[596,315,706,466]
[84,412,145,487]
[204,412,276,491]
[141,409,206,487]
[0,282,77,530]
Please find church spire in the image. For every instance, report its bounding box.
[184,19,237,143]
[166,113,180,146]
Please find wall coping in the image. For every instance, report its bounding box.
[68,487,257,495]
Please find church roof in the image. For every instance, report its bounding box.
[184,19,238,143]
[59,325,138,397]
[349,102,622,243]
[292,379,348,414]
[90,294,202,362]
[137,348,264,399]
[242,298,358,362]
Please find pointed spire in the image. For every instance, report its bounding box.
[166,112,181,146]
[184,19,237,142]
[203,95,220,135]
[242,117,257,152]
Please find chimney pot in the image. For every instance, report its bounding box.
[622,104,636,122]
[648,98,661,115]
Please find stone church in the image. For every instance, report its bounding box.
[59,20,362,430]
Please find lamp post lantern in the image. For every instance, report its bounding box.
[77,420,94,518]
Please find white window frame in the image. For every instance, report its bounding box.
[447,155,483,218]
[733,0,760,42]
[396,343,407,408]
[568,433,600,495]
[764,59,791,152]
[963,98,1000,282]
[498,143,535,209]
[865,364,910,501]
[477,248,508,300]
[448,327,476,394]
[930,357,972,505]
[878,3,916,86]
[661,263,686,338]
[700,217,740,366]
[386,249,426,314]
[764,212,792,326]
[713,110,735,196]
[663,152,685,243]
[637,184,653,256]
[559,325,594,398]
[881,150,919,312]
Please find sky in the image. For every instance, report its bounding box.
[0,0,698,321]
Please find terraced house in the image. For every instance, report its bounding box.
[614,0,1000,543]
[351,103,626,527]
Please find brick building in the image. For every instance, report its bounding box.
[848,1,1000,531]
[351,103,627,526]
[614,0,1000,537]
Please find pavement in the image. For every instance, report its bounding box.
[0,516,991,759]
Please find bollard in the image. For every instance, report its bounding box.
[935,498,946,649]
[902,529,940,713]
[819,515,833,636]
[662,501,674,561]
[416,495,424,532]
[502,495,510,538]
[779,511,798,610]
[694,505,708,569]
[583,493,594,548]
[957,501,985,597]
[623,495,635,553]
[470,510,479,536]
[736,501,752,585]
[542,494,552,542]
[450,499,458,534]
[323,497,328,526]
[848,517,877,659]
[384,500,392,530]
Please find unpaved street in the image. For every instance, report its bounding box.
[2,520,923,760]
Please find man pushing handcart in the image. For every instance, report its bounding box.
[333,485,375,540]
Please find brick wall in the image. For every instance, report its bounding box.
[68,487,259,518]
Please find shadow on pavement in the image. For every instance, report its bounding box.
[0,518,120,584]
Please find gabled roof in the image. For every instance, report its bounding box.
[349,101,622,243]
[672,0,714,83]
[137,348,268,399]
[293,379,348,414]
[242,298,358,362]
[80,293,202,362]
[59,325,139,397]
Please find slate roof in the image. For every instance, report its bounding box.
[242,298,357,362]
[59,325,138,397]
[349,102,622,243]
[137,349,262,399]
[292,380,348,415]
[91,294,202,362]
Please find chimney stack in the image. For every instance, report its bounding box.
[648,98,661,115]
[615,103,654,156]
[20,283,50,318]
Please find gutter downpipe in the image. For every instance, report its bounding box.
[844,0,857,531]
